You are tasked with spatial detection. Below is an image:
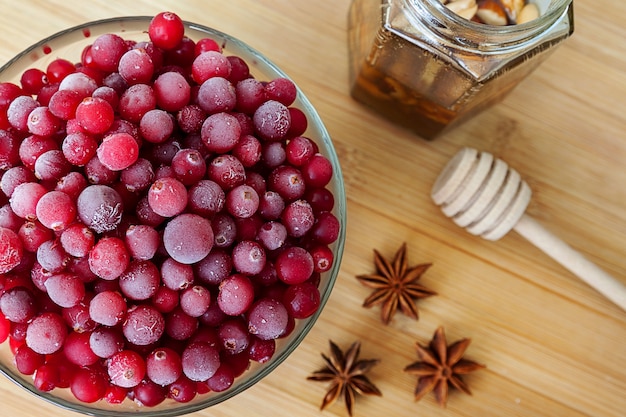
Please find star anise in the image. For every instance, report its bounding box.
[356,243,436,325]
[404,326,485,407]
[307,340,382,416]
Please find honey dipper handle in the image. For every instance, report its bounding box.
[514,215,626,311]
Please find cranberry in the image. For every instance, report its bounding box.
[90,33,128,73]
[20,68,48,95]
[46,58,76,84]
[70,366,107,403]
[148,12,185,50]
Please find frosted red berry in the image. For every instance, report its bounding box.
[0,227,24,273]
[139,108,174,144]
[147,176,187,217]
[247,298,289,340]
[181,342,220,382]
[154,71,190,112]
[253,100,291,140]
[43,273,85,308]
[25,312,67,354]
[97,132,139,171]
[0,287,37,323]
[76,185,123,233]
[217,274,255,316]
[108,349,146,388]
[90,33,128,73]
[27,106,62,138]
[123,304,165,346]
[75,97,115,134]
[35,190,76,231]
[163,213,214,264]
[88,237,129,280]
[118,48,154,85]
[89,291,126,326]
[191,51,232,84]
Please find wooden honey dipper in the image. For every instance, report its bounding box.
[431,147,626,311]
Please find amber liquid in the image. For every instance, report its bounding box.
[351,58,462,139]
[348,0,574,140]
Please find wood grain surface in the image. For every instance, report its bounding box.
[1,1,625,416]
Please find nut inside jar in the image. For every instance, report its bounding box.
[441,0,540,25]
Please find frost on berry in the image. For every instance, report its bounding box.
[0,287,37,323]
[26,312,68,354]
[89,237,130,281]
[90,33,128,73]
[123,305,165,346]
[77,185,123,234]
[163,213,214,264]
[0,227,23,273]
[108,350,146,388]
[181,342,220,382]
[253,100,291,140]
[96,132,140,171]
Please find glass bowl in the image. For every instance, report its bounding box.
[0,16,345,416]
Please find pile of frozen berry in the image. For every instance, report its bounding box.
[0,12,340,406]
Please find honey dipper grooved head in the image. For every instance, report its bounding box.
[431,147,532,241]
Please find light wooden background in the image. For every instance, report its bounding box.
[0,1,624,416]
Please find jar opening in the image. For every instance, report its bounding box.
[410,0,573,51]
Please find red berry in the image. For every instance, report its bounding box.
[181,342,220,382]
[25,312,67,354]
[275,246,314,285]
[163,213,214,264]
[27,106,62,137]
[63,331,99,367]
[88,237,129,280]
[20,68,48,95]
[217,274,254,316]
[0,227,23,274]
[123,305,164,346]
[76,97,114,134]
[89,291,127,326]
[46,58,76,84]
[35,190,77,231]
[97,132,139,171]
[118,48,154,85]
[0,287,37,324]
[90,33,128,73]
[146,347,182,386]
[108,350,146,388]
[33,363,59,392]
[149,12,185,50]
[154,71,190,112]
[147,177,187,217]
[70,366,107,403]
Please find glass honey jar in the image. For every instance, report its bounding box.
[348,0,574,139]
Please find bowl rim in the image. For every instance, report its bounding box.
[0,15,347,417]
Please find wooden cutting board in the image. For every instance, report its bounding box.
[1,1,624,416]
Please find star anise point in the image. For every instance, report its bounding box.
[308,340,382,416]
[404,326,485,407]
[356,243,436,325]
